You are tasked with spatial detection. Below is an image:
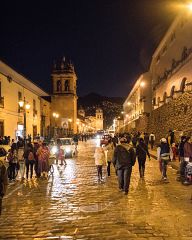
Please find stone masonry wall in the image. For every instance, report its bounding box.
[135,92,192,143]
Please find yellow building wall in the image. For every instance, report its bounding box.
[0,73,41,139]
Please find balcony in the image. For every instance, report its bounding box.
[0,97,4,108]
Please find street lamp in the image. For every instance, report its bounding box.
[187,3,192,11]
[18,97,30,146]
[53,112,59,138]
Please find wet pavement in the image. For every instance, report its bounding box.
[0,139,192,240]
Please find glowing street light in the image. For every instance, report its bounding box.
[140,81,145,87]
[18,97,30,148]
[187,3,192,11]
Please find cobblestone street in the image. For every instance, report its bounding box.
[0,140,192,240]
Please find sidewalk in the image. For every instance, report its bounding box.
[149,148,180,171]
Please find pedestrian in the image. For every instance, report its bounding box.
[183,137,192,183]
[144,133,149,147]
[0,157,8,215]
[157,138,171,181]
[7,148,18,181]
[94,143,105,182]
[132,134,138,148]
[23,143,35,180]
[73,134,79,153]
[149,132,155,150]
[104,138,114,177]
[58,144,67,166]
[178,136,187,179]
[171,143,177,161]
[136,138,150,178]
[37,142,50,179]
[112,137,136,195]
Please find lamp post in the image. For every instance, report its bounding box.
[18,97,30,146]
[53,113,59,138]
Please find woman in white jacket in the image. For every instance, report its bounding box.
[104,139,114,177]
[94,144,105,181]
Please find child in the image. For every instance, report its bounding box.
[94,143,105,181]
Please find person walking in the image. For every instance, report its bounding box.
[157,138,170,181]
[104,138,114,177]
[112,137,136,195]
[136,138,150,178]
[183,137,192,183]
[23,144,35,180]
[94,143,105,182]
[149,132,155,150]
[144,133,149,147]
[37,142,50,179]
[7,148,18,181]
[0,157,8,215]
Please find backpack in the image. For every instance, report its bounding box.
[28,151,34,161]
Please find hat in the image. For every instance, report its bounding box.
[160,138,167,143]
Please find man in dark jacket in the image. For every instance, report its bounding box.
[0,157,8,215]
[136,138,150,178]
[112,137,136,195]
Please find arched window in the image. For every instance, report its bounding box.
[163,92,167,102]
[170,86,175,98]
[64,80,70,91]
[180,77,187,92]
[57,80,62,92]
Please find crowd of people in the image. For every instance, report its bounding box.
[94,130,192,195]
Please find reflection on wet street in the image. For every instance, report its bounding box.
[0,139,192,240]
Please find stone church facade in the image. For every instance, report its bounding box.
[51,58,78,135]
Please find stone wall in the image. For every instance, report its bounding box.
[135,92,192,143]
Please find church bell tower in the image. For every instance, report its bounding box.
[51,57,78,134]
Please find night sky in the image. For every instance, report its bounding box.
[0,0,179,97]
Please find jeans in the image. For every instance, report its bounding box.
[161,160,169,178]
[117,167,132,193]
[96,165,103,180]
[107,161,111,176]
[138,157,146,177]
[26,160,35,179]
[9,162,17,180]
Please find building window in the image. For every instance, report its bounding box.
[180,77,187,92]
[33,99,37,117]
[18,91,22,100]
[57,80,62,92]
[170,86,175,98]
[64,80,70,91]
[18,91,22,112]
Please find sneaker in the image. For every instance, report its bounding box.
[119,188,124,192]
[163,177,167,180]
[124,191,128,195]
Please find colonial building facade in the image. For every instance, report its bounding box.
[123,10,192,140]
[0,60,50,140]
